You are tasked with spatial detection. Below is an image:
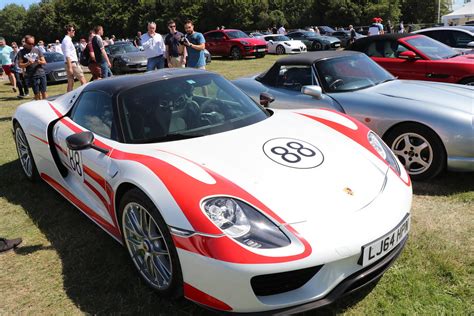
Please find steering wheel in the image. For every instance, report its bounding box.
[329,79,344,90]
[174,95,188,110]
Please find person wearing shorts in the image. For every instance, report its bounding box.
[18,35,48,100]
[61,24,86,92]
[0,37,17,92]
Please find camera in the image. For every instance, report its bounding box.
[178,35,190,46]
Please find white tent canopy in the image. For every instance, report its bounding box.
[442,1,474,26]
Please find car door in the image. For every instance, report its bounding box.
[265,64,339,111]
[53,90,118,227]
[205,32,218,55]
[369,39,427,80]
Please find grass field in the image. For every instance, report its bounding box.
[0,56,473,315]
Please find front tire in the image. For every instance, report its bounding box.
[119,188,183,298]
[230,46,242,60]
[312,42,322,50]
[276,45,285,55]
[14,123,39,182]
[384,123,446,181]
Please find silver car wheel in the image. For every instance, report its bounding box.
[391,132,433,175]
[15,127,33,178]
[122,202,172,290]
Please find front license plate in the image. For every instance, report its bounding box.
[141,62,147,66]
[58,71,66,77]
[334,43,340,47]
[359,214,410,267]
[257,48,266,52]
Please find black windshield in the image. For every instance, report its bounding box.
[118,73,269,143]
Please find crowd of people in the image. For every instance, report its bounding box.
[0,19,207,100]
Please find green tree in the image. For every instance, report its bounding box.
[0,4,27,43]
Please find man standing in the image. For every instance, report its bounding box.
[18,35,48,100]
[349,25,356,45]
[37,40,46,53]
[10,42,29,98]
[165,20,187,68]
[0,37,17,93]
[61,24,86,92]
[133,31,142,48]
[141,22,166,71]
[183,20,206,70]
[92,25,112,78]
[277,25,286,35]
[53,40,63,54]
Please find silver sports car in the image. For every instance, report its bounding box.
[233,51,474,180]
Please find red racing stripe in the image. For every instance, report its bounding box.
[298,110,411,186]
[30,134,48,145]
[184,283,232,311]
[41,172,121,240]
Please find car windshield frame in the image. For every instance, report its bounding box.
[405,35,459,60]
[314,54,395,93]
[117,73,270,144]
[226,30,249,39]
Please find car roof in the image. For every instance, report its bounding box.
[414,26,474,34]
[82,68,211,95]
[275,50,362,65]
[349,33,420,50]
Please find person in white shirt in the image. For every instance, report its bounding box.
[54,40,63,54]
[277,25,286,35]
[61,24,86,92]
[141,22,166,70]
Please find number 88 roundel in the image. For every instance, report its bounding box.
[263,138,324,169]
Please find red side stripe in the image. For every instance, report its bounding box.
[84,180,110,213]
[41,172,121,240]
[54,142,67,156]
[30,134,48,145]
[184,283,232,311]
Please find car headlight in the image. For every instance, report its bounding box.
[368,131,401,175]
[121,57,131,62]
[284,42,291,46]
[240,41,250,45]
[202,197,291,249]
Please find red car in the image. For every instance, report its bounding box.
[204,29,267,59]
[349,34,474,85]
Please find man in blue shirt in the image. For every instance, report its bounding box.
[183,20,206,69]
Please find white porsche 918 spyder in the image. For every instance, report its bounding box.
[259,34,307,54]
[12,69,412,313]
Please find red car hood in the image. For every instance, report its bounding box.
[230,37,266,45]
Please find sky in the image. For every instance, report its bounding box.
[0,0,467,11]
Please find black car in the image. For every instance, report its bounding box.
[331,30,366,47]
[43,52,67,83]
[105,42,148,74]
[317,26,336,35]
[287,30,341,51]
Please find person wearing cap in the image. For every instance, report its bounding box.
[376,17,385,34]
[61,24,87,92]
[368,18,382,36]
[165,19,187,68]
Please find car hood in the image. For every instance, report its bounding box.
[230,38,267,45]
[336,80,474,115]
[118,51,147,62]
[307,36,340,43]
[140,109,388,224]
[44,61,65,72]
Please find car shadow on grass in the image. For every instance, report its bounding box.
[412,172,474,197]
[0,158,384,315]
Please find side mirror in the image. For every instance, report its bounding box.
[467,41,474,48]
[260,92,275,107]
[301,85,323,99]
[398,51,417,60]
[66,131,109,154]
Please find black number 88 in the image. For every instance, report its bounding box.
[271,141,316,164]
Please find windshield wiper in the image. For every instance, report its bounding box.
[448,53,461,58]
[378,78,396,85]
